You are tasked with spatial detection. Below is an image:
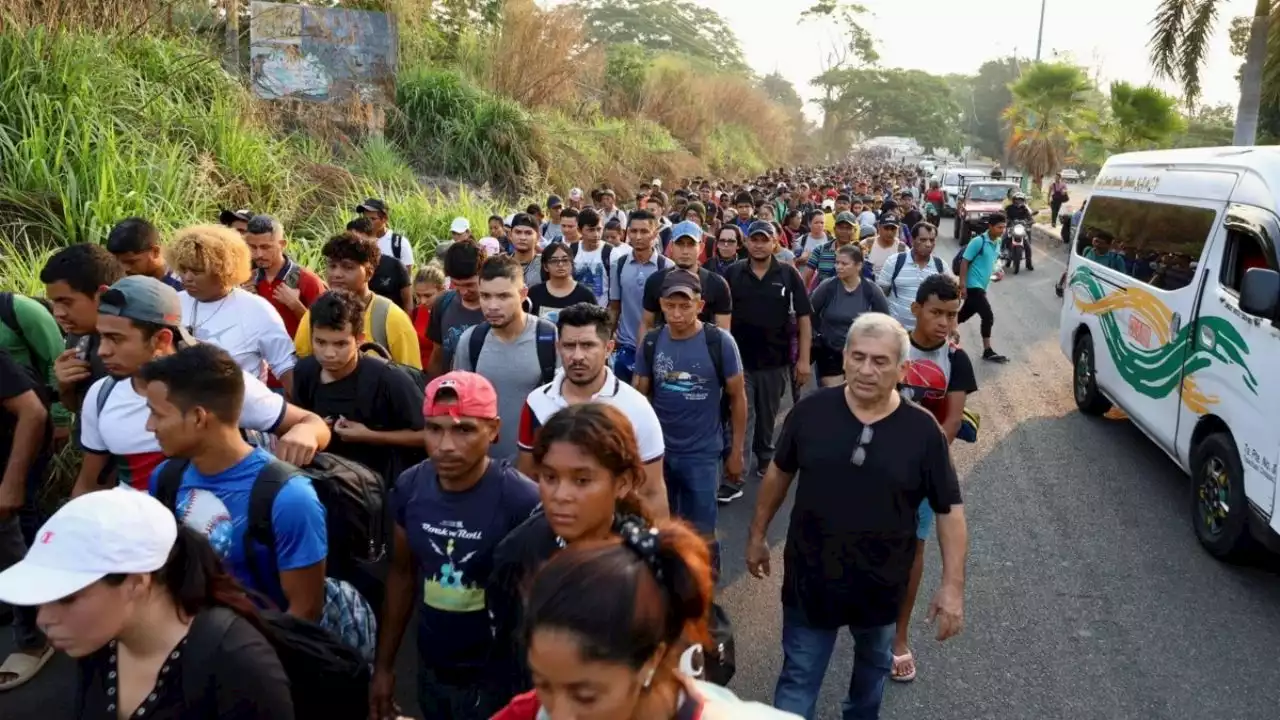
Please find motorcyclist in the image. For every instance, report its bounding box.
[1005,191,1035,271]
[923,180,944,225]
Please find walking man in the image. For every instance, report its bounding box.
[957,213,1010,363]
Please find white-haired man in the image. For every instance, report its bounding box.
[746,312,968,720]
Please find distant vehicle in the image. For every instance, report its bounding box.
[940,168,990,217]
[954,180,1019,242]
[1061,168,1082,183]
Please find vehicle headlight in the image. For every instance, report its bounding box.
[967,212,984,220]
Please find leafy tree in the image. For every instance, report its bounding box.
[969,58,1021,161]
[604,43,650,115]
[1100,81,1185,152]
[1177,103,1237,147]
[760,72,804,110]
[799,1,878,66]
[571,0,747,72]
[1002,62,1093,184]
[1228,13,1280,143]
[1149,0,1273,145]
[814,67,962,153]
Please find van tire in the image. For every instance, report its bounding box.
[1190,432,1253,560]
[1072,334,1111,416]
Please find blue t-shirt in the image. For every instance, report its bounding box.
[610,252,670,348]
[391,458,539,670]
[961,233,1001,290]
[634,326,742,457]
[150,448,327,610]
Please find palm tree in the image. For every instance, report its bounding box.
[1149,0,1271,146]
[1002,62,1092,186]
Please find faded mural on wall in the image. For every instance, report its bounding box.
[249,1,396,105]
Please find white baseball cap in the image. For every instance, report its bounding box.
[0,488,177,606]
[450,216,471,234]
[569,188,583,200]
[478,236,502,255]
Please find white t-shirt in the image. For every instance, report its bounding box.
[572,244,610,304]
[867,240,900,273]
[180,288,297,382]
[858,210,877,227]
[378,229,415,268]
[518,367,664,463]
[80,370,286,491]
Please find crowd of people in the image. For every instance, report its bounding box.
[0,161,985,720]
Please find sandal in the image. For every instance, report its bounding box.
[0,646,55,692]
[891,651,916,683]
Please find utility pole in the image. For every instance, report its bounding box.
[224,0,240,77]
[1035,0,1047,62]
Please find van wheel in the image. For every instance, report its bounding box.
[1191,433,1253,560]
[1072,334,1111,416]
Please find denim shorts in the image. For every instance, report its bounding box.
[916,500,935,541]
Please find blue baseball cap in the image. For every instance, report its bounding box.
[670,220,702,243]
[746,220,776,238]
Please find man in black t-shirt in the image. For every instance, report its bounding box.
[291,290,425,487]
[637,221,732,340]
[745,312,968,720]
[0,349,53,687]
[349,217,412,312]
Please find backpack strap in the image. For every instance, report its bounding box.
[639,328,661,396]
[242,461,295,595]
[283,263,303,290]
[369,295,391,350]
[391,233,404,261]
[96,377,119,415]
[601,243,613,275]
[615,252,630,282]
[933,256,946,274]
[702,322,726,389]
[0,293,20,343]
[155,459,193,511]
[888,253,910,297]
[534,318,558,386]
[468,322,492,370]
[179,607,239,710]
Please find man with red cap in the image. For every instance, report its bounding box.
[371,371,539,720]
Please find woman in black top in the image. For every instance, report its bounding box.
[484,403,651,709]
[528,242,596,320]
[0,489,293,720]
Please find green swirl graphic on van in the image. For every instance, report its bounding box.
[1069,267,1257,412]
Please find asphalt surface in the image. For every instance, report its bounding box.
[5,209,1280,719]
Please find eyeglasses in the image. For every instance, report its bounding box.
[546,257,572,266]
[850,425,874,467]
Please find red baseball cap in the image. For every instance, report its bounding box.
[423,371,499,420]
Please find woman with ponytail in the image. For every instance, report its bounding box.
[483,402,652,710]
[491,518,799,719]
[0,488,293,719]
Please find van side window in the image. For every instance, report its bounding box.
[1219,229,1273,295]
[1076,195,1216,291]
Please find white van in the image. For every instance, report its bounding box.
[1059,146,1280,560]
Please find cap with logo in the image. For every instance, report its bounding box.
[835,211,858,227]
[670,220,702,243]
[450,217,471,234]
[0,488,178,606]
[660,268,702,298]
[355,198,389,215]
[218,208,253,226]
[546,195,563,209]
[98,276,196,345]
[746,220,776,238]
[423,371,499,420]
[878,212,901,227]
[821,198,835,210]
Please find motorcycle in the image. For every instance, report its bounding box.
[924,201,941,228]
[1003,221,1030,274]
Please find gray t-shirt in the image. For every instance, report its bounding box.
[810,278,890,352]
[609,252,670,348]
[519,257,543,288]
[454,314,560,461]
[633,325,742,457]
[426,292,485,370]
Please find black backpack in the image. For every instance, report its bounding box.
[640,322,729,423]
[359,341,427,393]
[468,317,558,385]
[887,252,947,297]
[390,233,406,262]
[155,454,387,586]
[182,606,369,720]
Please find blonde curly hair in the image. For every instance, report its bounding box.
[165,224,252,288]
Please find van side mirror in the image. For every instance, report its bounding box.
[1239,268,1280,319]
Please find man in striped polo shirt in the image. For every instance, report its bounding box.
[875,221,948,330]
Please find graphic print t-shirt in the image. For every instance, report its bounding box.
[150,448,327,610]
[391,459,539,670]
[427,292,485,370]
[633,326,742,456]
[571,244,609,304]
[899,338,977,425]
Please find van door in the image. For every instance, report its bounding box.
[1178,205,1277,520]
[1068,193,1220,455]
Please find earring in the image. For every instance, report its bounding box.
[643,668,656,689]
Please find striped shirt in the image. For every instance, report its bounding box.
[875,251,949,331]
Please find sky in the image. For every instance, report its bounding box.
[665,0,1253,121]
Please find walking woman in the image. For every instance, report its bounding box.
[0,489,293,719]
[528,242,596,321]
[1049,173,1070,227]
[485,403,653,709]
[809,245,890,387]
[489,517,798,719]
[703,225,743,278]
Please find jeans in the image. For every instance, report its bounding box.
[613,343,637,384]
[744,366,790,472]
[417,664,487,720]
[0,454,50,653]
[664,453,721,574]
[773,604,895,720]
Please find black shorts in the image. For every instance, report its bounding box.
[813,342,845,378]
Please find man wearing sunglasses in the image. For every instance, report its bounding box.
[745,311,968,720]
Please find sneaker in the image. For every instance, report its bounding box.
[982,348,1009,363]
[717,483,745,504]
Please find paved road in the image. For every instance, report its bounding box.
[5,212,1280,719]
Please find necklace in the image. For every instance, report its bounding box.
[191,292,231,331]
